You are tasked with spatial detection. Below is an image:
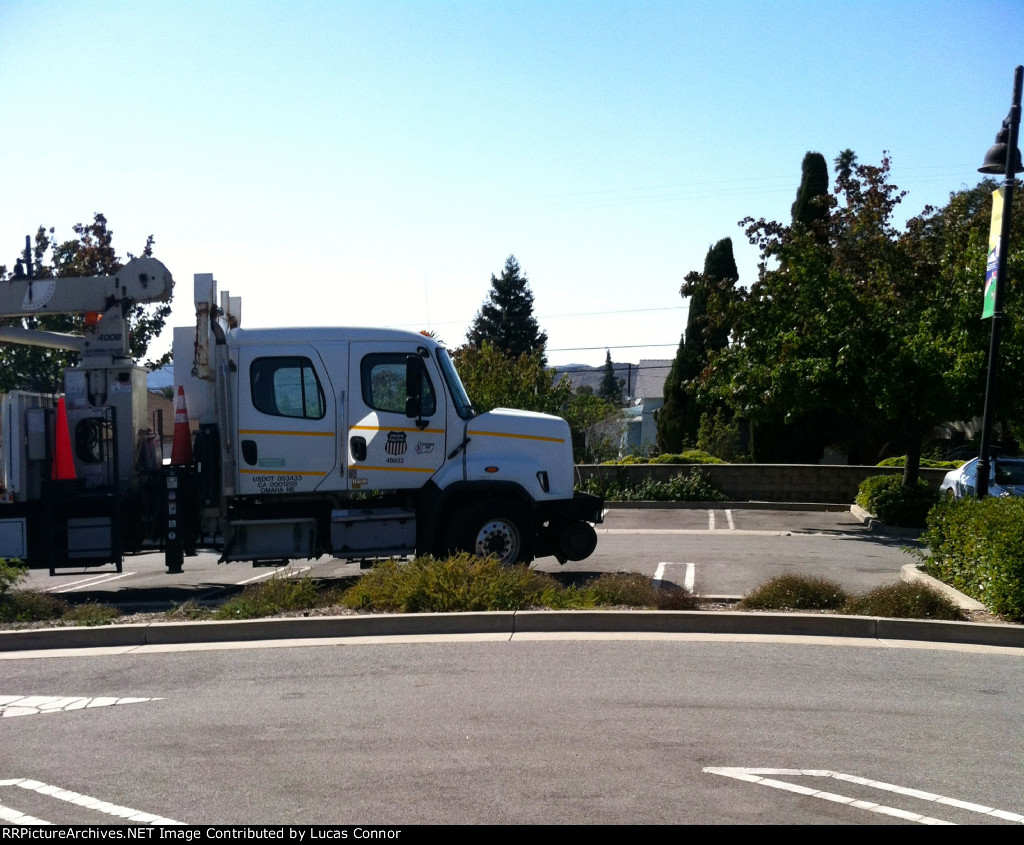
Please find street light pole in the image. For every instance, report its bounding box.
[976,65,1023,499]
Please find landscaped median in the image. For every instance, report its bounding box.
[2,555,1023,653]
[3,606,1024,653]
[3,528,1023,653]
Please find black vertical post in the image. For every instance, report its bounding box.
[165,467,184,574]
[977,65,1023,498]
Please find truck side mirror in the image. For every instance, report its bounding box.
[405,355,423,419]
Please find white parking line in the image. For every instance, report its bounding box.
[708,510,715,530]
[0,778,183,825]
[236,565,312,586]
[704,767,1024,825]
[51,572,133,593]
[653,562,695,592]
[725,509,735,530]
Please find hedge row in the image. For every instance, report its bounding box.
[921,497,1024,622]
[856,475,939,528]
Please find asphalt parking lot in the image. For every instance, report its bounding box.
[13,505,918,608]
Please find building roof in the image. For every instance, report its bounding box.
[633,359,672,402]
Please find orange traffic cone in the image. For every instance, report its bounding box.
[51,397,77,480]
[170,386,194,465]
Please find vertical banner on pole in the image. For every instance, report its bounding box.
[983,187,1005,318]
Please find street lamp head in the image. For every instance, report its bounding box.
[979,123,1024,174]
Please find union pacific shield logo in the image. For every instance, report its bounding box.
[385,431,408,456]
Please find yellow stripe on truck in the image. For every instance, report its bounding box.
[349,465,437,473]
[239,430,335,437]
[349,425,444,434]
[467,429,565,444]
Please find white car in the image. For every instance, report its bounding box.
[939,456,1024,500]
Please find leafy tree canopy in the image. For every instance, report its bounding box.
[699,152,1022,483]
[453,341,568,417]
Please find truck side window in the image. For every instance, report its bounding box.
[250,357,326,420]
[361,354,436,416]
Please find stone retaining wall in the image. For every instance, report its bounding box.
[575,463,950,504]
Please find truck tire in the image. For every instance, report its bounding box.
[443,499,534,566]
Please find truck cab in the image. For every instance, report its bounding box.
[175,273,601,567]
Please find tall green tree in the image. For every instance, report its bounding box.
[656,237,739,453]
[656,332,690,453]
[466,255,547,361]
[597,349,623,404]
[0,214,172,393]
[791,151,830,227]
[701,153,1020,483]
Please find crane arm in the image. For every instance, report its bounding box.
[0,257,173,318]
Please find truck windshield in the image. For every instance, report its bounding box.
[437,348,475,420]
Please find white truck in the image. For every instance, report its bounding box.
[0,257,602,573]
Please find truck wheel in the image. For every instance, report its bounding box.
[444,500,534,566]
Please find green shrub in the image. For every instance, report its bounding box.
[653,585,701,610]
[578,468,726,502]
[876,456,962,469]
[585,572,658,606]
[856,475,939,528]
[841,582,964,621]
[339,555,697,613]
[921,497,1024,622]
[0,558,27,599]
[0,590,67,623]
[61,603,121,626]
[649,450,724,465]
[215,574,323,620]
[586,572,698,610]
[739,574,848,610]
[165,601,214,621]
[697,408,746,462]
[340,554,562,613]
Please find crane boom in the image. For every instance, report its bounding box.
[0,257,173,318]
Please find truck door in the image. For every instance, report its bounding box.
[347,343,446,490]
[235,346,341,496]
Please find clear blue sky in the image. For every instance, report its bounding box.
[1,0,1021,370]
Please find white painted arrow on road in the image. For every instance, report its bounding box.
[0,695,162,717]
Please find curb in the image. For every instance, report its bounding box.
[849,504,924,539]
[2,607,1022,654]
[852,506,989,614]
[901,563,987,612]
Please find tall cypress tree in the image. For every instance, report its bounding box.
[656,332,690,453]
[657,238,739,453]
[791,151,830,227]
[597,349,623,404]
[467,255,547,361]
